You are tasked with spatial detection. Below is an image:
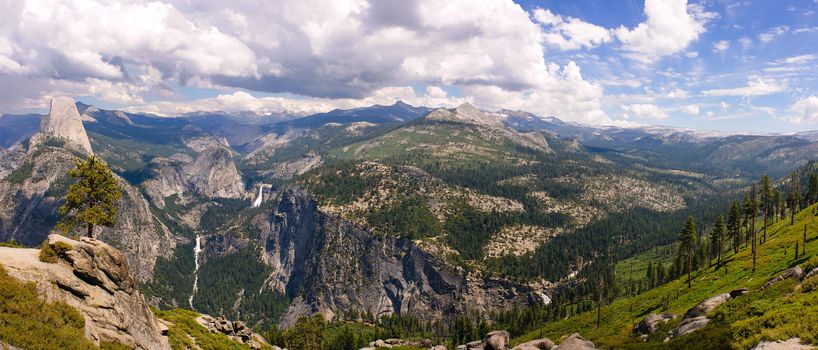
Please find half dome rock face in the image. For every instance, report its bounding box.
[39,96,94,154]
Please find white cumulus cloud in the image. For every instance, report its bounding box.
[702,79,787,97]
[621,103,669,119]
[533,8,613,50]
[789,96,818,124]
[614,0,716,63]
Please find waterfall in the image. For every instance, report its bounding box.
[253,185,264,208]
[189,235,203,309]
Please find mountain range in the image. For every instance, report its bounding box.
[2,97,818,349]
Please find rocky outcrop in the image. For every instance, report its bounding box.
[195,315,269,349]
[423,102,503,127]
[364,338,433,349]
[485,330,510,350]
[0,235,170,349]
[761,266,804,290]
[512,338,554,350]
[557,333,596,350]
[33,96,93,154]
[184,144,244,198]
[0,142,175,282]
[257,188,537,327]
[752,338,816,350]
[633,312,677,334]
[670,289,747,338]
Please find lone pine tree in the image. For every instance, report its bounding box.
[57,156,122,238]
[679,216,697,288]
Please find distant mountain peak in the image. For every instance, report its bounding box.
[423,102,503,127]
[34,96,93,154]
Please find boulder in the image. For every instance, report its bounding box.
[729,288,749,298]
[752,338,817,350]
[762,267,804,290]
[431,346,448,350]
[467,339,486,349]
[803,267,818,281]
[684,293,731,318]
[669,292,736,338]
[672,316,710,337]
[512,338,555,350]
[557,333,596,350]
[634,313,676,334]
[485,330,510,350]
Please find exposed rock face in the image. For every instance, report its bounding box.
[0,235,170,349]
[671,291,742,338]
[762,266,803,289]
[752,338,816,350]
[0,138,174,282]
[36,97,93,154]
[258,188,536,327]
[512,338,554,350]
[424,103,503,127]
[557,333,596,350]
[195,315,269,349]
[485,330,510,350]
[634,312,677,334]
[183,145,244,199]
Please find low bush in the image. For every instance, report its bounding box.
[801,255,818,273]
[39,240,73,263]
[802,275,818,293]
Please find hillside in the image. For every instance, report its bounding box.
[513,204,818,349]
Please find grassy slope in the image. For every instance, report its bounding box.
[515,204,818,349]
[153,308,272,350]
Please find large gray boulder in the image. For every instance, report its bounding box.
[485,330,510,350]
[762,266,804,290]
[512,338,554,350]
[634,312,677,334]
[557,333,596,350]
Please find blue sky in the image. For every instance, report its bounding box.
[1,0,817,133]
[514,0,818,132]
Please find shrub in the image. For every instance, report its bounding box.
[801,255,818,273]
[39,240,73,263]
[0,240,22,248]
[802,275,818,293]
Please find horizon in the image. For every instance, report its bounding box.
[1,0,817,133]
[3,95,809,137]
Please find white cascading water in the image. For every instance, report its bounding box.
[253,185,264,207]
[189,235,203,309]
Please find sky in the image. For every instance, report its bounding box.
[1,0,817,133]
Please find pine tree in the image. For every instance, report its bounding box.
[772,189,781,223]
[808,172,818,205]
[57,156,123,238]
[710,215,726,269]
[727,201,742,254]
[788,171,802,225]
[751,183,759,271]
[678,216,697,288]
[743,193,755,249]
[760,175,772,244]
